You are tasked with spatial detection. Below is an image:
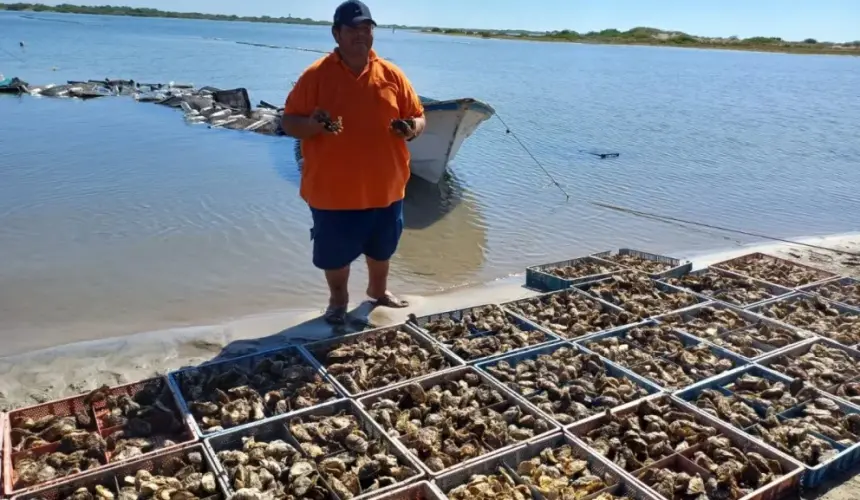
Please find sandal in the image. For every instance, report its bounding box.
[371,293,410,309]
[323,305,348,325]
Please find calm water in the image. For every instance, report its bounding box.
[1,12,859,354]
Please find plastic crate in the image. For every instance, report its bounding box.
[434,432,662,500]
[204,398,423,500]
[659,266,794,309]
[303,324,464,399]
[756,337,860,407]
[798,276,860,310]
[475,341,661,428]
[576,321,748,390]
[4,377,194,496]
[405,304,560,365]
[368,480,446,500]
[500,287,639,340]
[167,344,343,439]
[569,394,803,500]
[10,443,223,500]
[525,251,620,292]
[576,277,708,320]
[711,252,838,289]
[357,366,559,478]
[749,293,860,347]
[592,248,693,280]
[653,302,811,361]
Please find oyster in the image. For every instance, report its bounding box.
[544,257,622,281]
[604,253,675,275]
[216,435,328,499]
[724,373,814,413]
[693,435,785,496]
[811,279,860,308]
[765,342,860,390]
[176,349,339,433]
[516,444,614,498]
[710,332,766,359]
[504,290,637,339]
[421,305,549,361]
[663,344,736,381]
[483,346,650,424]
[667,268,785,307]
[834,381,860,406]
[119,449,219,500]
[309,327,454,395]
[779,397,860,446]
[637,466,710,500]
[13,447,106,489]
[584,272,700,319]
[758,296,860,346]
[713,321,808,359]
[581,399,717,472]
[446,469,531,500]
[628,358,696,390]
[658,306,751,340]
[37,484,117,500]
[693,389,764,429]
[715,254,835,288]
[94,379,178,430]
[365,371,551,472]
[289,410,417,496]
[10,412,94,452]
[748,417,840,467]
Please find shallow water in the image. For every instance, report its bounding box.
[1,12,859,355]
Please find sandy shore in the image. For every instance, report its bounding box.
[0,233,858,497]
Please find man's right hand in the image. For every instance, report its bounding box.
[282,108,341,139]
[311,108,343,134]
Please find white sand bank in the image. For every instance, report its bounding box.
[1,232,858,412]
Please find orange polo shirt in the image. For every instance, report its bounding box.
[284,49,425,211]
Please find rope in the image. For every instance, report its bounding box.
[496,111,860,258]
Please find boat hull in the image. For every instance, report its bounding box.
[294,97,495,184]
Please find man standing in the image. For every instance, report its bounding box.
[282,0,426,325]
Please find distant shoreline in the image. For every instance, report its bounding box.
[2,2,858,57]
[422,30,860,57]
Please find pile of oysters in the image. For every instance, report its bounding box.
[605,253,675,275]
[764,342,860,391]
[666,268,783,307]
[583,272,700,319]
[757,295,860,346]
[505,290,637,339]
[811,279,860,308]
[176,349,340,434]
[715,254,835,288]
[545,257,621,280]
[482,346,652,424]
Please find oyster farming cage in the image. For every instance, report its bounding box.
[405,303,562,365]
[9,443,225,500]
[3,377,195,496]
[433,431,661,500]
[474,340,662,429]
[203,398,424,500]
[302,323,465,399]
[166,343,345,439]
[356,365,561,478]
[590,248,693,280]
[525,251,620,292]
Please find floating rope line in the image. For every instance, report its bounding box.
[497,112,860,258]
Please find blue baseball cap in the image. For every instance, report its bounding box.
[334,0,377,28]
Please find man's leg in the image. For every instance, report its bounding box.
[363,200,409,308]
[310,207,365,323]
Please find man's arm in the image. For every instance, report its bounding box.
[282,71,325,139]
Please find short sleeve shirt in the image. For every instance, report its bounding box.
[284,49,425,211]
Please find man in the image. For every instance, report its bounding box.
[282,0,426,325]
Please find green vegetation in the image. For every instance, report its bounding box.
[2,3,856,56]
[425,26,860,56]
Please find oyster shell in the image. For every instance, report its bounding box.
[544,258,621,281]
[581,399,717,472]
[216,435,328,499]
[628,358,696,390]
[517,444,614,498]
[724,373,813,413]
[289,410,417,496]
[584,272,699,319]
[765,342,860,390]
[748,417,840,467]
[483,346,650,424]
[812,279,860,308]
[421,305,549,361]
[637,466,711,500]
[605,253,675,275]
[659,306,751,340]
[834,381,860,406]
[715,254,834,288]
[10,413,92,452]
[311,327,454,395]
[692,435,784,496]
[177,349,339,433]
[446,469,531,500]
[779,397,860,446]
[667,268,785,307]
[710,332,766,359]
[693,389,764,429]
[117,450,217,500]
[663,344,736,381]
[13,447,106,489]
[758,296,860,346]
[505,290,637,339]
[365,371,551,472]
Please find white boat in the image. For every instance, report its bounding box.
[296,96,495,184]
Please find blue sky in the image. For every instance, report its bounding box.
[39,0,859,42]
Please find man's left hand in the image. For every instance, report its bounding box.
[390,118,417,140]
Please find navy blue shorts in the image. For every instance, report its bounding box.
[309,200,404,270]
